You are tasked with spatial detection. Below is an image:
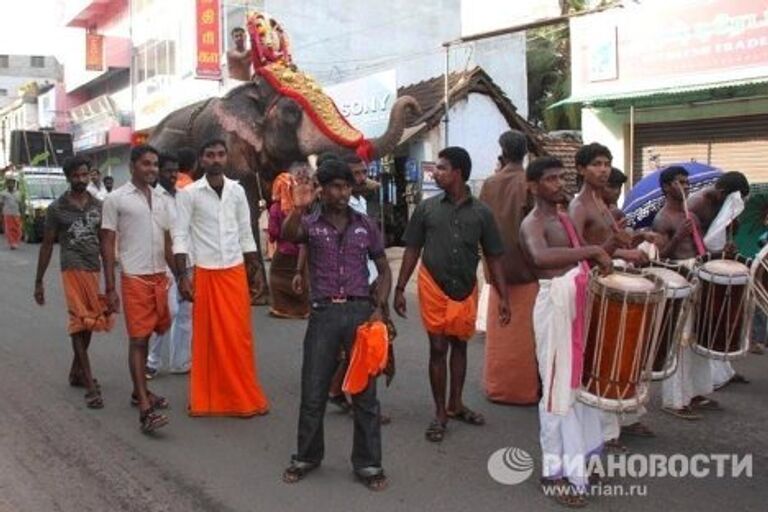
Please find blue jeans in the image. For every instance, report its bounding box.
[294,300,382,475]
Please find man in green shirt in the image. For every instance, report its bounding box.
[394,146,510,443]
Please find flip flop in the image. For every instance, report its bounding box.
[621,422,656,438]
[661,406,702,420]
[604,438,628,453]
[139,408,168,434]
[84,389,104,409]
[447,407,485,426]
[282,461,318,484]
[540,478,588,508]
[356,472,388,492]
[729,373,750,384]
[691,396,722,411]
[425,419,447,442]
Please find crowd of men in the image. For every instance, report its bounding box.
[18,130,762,503]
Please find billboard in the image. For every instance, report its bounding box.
[196,0,222,79]
[325,70,397,139]
[571,0,768,98]
[85,33,103,71]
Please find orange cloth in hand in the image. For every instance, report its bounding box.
[417,266,478,341]
[271,172,295,213]
[61,270,115,334]
[342,321,389,395]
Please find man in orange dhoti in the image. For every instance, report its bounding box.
[102,145,174,433]
[478,130,540,405]
[0,175,23,250]
[33,156,114,409]
[173,139,269,417]
[394,147,510,443]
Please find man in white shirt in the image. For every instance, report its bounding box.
[173,139,270,417]
[101,145,174,434]
[87,167,109,201]
[146,153,192,378]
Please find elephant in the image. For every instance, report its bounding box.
[148,74,420,304]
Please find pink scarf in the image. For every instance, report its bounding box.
[557,213,588,389]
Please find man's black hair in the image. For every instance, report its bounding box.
[438,146,472,182]
[130,144,159,164]
[62,156,91,179]
[607,167,627,187]
[659,165,688,190]
[716,171,750,197]
[498,130,528,164]
[159,153,179,170]
[199,138,227,157]
[177,147,197,170]
[526,156,563,182]
[316,158,354,186]
[231,27,245,35]
[575,142,612,168]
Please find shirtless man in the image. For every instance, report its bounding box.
[520,156,612,507]
[653,166,723,419]
[603,167,627,223]
[227,27,252,81]
[568,142,651,445]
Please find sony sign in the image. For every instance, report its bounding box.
[326,70,397,138]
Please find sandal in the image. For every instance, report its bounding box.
[139,408,169,434]
[356,472,388,492]
[691,396,722,411]
[661,405,702,420]
[447,407,485,426]
[84,389,104,409]
[282,461,318,484]
[729,373,750,384]
[621,422,656,438]
[425,419,447,443]
[540,478,588,508]
[131,392,170,410]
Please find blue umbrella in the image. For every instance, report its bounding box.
[622,162,723,229]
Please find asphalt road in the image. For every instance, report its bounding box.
[1,242,766,512]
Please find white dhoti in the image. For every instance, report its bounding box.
[534,271,603,489]
[711,359,736,389]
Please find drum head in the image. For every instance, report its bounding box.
[598,272,657,293]
[644,267,691,298]
[699,259,750,285]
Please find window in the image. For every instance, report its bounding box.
[0,55,8,68]
[134,39,176,86]
[30,56,45,68]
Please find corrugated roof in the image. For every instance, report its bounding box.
[551,76,768,108]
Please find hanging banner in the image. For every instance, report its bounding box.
[85,33,104,71]
[196,0,222,79]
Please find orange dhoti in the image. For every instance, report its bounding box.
[190,264,270,417]
[3,214,21,248]
[417,266,478,341]
[61,270,115,334]
[483,283,541,404]
[120,273,171,339]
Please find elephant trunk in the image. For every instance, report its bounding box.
[370,95,421,159]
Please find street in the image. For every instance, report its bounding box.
[1,243,766,512]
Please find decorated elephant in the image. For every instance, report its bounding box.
[148,62,420,303]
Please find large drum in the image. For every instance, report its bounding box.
[643,263,695,381]
[693,254,752,359]
[579,269,665,412]
[750,243,768,315]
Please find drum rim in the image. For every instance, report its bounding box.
[588,267,666,303]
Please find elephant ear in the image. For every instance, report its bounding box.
[213,81,272,153]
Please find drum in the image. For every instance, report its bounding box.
[643,263,695,381]
[579,268,665,412]
[750,244,768,315]
[693,254,752,359]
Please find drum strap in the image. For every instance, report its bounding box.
[689,213,706,257]
[558,212,588,387]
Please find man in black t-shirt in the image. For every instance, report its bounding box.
[33,156,114,409]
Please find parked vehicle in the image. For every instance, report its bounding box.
[17,167,68,243]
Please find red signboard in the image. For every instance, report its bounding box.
[85,33,104,72]
[571,0,768,97]
[196,0,222,79]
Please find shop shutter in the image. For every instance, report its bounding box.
[632,114,768,185]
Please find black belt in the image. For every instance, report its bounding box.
[314,296,371,304]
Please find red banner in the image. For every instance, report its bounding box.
[196,0,221,79]
[86,33,104,72]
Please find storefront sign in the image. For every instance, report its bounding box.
[326,70,397,138]
[196,0,222,79]
[85,33,104,72]
[571,0,768,97]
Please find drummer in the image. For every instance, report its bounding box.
[568,143,654,446]
[653,166,720,419]
[520,156,613,507]
[687,172,751,389]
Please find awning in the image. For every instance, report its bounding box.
[551,76,768,109]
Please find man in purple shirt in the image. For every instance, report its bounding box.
[281,158,392,491]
